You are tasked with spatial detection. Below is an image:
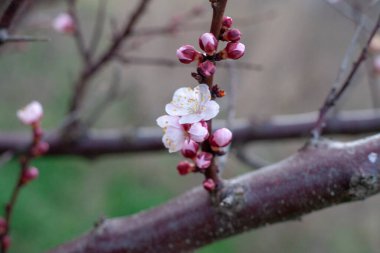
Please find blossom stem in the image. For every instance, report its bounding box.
[202,0,229,190]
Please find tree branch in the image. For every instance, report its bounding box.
[48,134,380,253]
[68,0,151,113]
[1,109,380,157]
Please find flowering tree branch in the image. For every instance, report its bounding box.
[0,102,48,252]
[0,109,380,157]
[48,133,380,253]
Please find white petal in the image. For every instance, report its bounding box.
[171,87,198,112]
[17,101,43,125]
[163,127,186,153]
[179,113,204,124]
[165,103,190,116]
[195,84,211,106]
[202,100,219,121]
[188,122,209,142]
[156,115,180,128]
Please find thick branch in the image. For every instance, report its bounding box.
[1,110,380,157]
[48,134,380,253]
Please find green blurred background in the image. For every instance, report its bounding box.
[0,0,380,252]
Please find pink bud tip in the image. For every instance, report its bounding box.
[17,101,43,126]
[198,60,216,77]
[203,178,216,191]
[195,152,213,170]
[21,167,39,184]
[225,42,245,60]
[210,128,233,148]
[199,33,218,55]
[2,235,11,250]
[176,45,200,64]
[53,13,75,34]
[0,218,7,234]
[222,16,233,29]
[223,28,241,42]
[181,139,199,158]
[177,161,195,175]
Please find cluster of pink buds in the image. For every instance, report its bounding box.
[160,15,242,192]
[176,127,233,191]
[16,101,49,183]
[176,16,245,80]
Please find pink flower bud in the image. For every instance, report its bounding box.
[195,152,213,170]
[203,178,216,191]
[199,33,218,55]
[210,128,233,148]
[21,167,39,185]
[2,235,11,250]
[223,28,241,42]
[32,142,50,156]
[53,13,75,34]
[17,101,43,125]
[0,218,6,234]
[177,161,195,175]
[198,60,216,77]
[188,122,209,143]
[225,42,245,60]
[176,45,201,64]
[181,139,199,158]
[222,16,233,29]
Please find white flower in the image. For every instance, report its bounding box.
[157,115,209,153]
[17,101,43,125]
[165,84,220,124]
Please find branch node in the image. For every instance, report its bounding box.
[349,166,379,200]
[215,182,246,216]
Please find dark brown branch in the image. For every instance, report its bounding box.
[1,109,380,157]
[0,0,28,29]
[68,0,151,113]
[48,134,380,253]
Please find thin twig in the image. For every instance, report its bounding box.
[332,15,365,115]
[235,147,270,169]
[88,0,107,56]
[324,0,374,33]
[67,0,152,113]
[67,0,90,65]
[311,13,380,138]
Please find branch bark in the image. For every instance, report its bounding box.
[48,133,380,253]
[1,109,380,157]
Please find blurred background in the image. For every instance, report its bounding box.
[0,0,380,252]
